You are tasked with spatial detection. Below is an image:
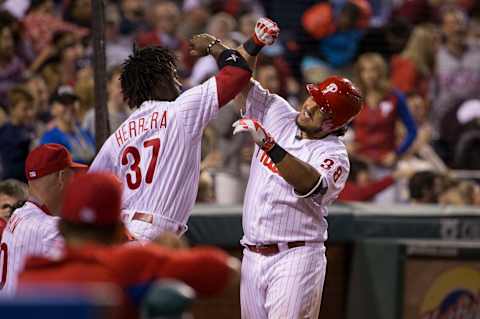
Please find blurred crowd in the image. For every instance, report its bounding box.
[0,0,479,208]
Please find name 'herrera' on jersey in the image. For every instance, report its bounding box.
[114,110,168,147]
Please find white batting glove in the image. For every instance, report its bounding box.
[253,18,280,46]
[232,118,276,152]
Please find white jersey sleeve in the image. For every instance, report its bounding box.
[176,77,219,139]
[304,152,350,206]
[245,80,297,122]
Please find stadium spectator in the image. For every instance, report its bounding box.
[0,11,28,107]
[0,179,28,220]
[136,1,183,49]
[74,66,95,122]
[350,53,417,167]
[399,92,448,172]
[63,0,92,29]
[231,13,257,43]
[0,179,28,238]
[301,0,371,77]
[119,0,147,36]
[0,86,35,181]
[357,16,412,60]
[19,172,240,317]
[83,66,130,137]
[432,6,480,136]
[40,86,95,164]
[408,171,443,203]
[256,61,281,95]
[438,180,478,206]
[22,0,88,55]
[390,24,439,97]
[38,31,86,93]
[25,75,50,125]
[104,4,132,69]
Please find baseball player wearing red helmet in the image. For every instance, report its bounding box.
[232,74,362,318]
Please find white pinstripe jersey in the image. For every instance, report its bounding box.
[0,202,63,296]
[89,78,219,228]
[242,81,350,244]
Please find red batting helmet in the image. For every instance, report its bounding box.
[306,76,363,130]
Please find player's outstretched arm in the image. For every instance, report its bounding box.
[233,119,322,196]
[189,18,279,107]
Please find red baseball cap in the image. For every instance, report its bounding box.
[25,144,87,181]
[61,172,122,226]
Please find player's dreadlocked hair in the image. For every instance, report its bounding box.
[121,45,177,109]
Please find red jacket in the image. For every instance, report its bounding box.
[20,243,231,296]
[19,243,232,317]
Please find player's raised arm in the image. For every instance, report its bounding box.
[177,18,279,138]
[188,17,279,107]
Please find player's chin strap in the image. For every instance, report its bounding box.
[293,175,328,198]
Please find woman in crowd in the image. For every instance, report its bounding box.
[350,53,417,168]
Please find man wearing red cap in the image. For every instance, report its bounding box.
[0,143,87,297]
[19,172,239,317]
[231,75,362,318]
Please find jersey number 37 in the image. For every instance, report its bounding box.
[121,138,160,190]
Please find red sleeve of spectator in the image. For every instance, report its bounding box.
[159,246,232,296]
[338,176,395,202]
[108,245,231,296]
[215,66,251,107]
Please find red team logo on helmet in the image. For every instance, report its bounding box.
[306,76,363,130]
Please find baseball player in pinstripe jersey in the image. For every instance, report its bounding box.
[233,74,363,317]
[0,144,86,296]
[89,18,280,241]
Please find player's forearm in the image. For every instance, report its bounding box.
[274,150,322,195]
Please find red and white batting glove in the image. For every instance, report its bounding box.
[253,17,280,46]
[232,118,276,152]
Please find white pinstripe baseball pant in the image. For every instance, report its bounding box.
[240,244,326,319]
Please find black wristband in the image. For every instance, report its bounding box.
[267,143,287,164]
[242,37,264,56]
[217,49,251,72]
